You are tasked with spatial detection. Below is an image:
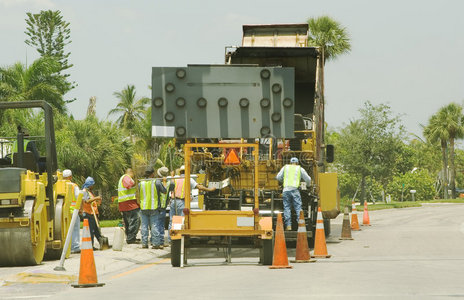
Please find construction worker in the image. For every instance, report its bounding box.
[168,165,216,242]
[82,177,103,249]
[155,167,173,248]
[138,166,170,249]
[276,157,311,230]
[118,168,141,244]
[63,169,82,254]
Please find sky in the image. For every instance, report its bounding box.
[1,0,463,139]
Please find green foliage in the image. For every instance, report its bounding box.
[307,16,351,62]
[387,170,436,201]
[25,10,72,74]
[0,57,69,112]
[109,85,150,134]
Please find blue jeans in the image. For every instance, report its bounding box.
[141,209,166,246]
[122,208,141,242]
[71,214,81,251]
[282,189,302,228]
[168,199,184,242]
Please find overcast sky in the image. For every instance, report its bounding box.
[1,0,463,139]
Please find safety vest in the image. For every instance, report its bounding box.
[160,181,170,208]
[140,180,171,209]
[118,174,137,203]
[283,165,301,188]
[174,178,185,199]
[69,183,79,213]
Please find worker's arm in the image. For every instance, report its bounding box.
[300,168,311,186]
[192,178,216,192]
[275,167,285,182]
[122,175,135,189]
[155,179,167,194]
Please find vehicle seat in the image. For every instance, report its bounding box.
[12,152,39,172]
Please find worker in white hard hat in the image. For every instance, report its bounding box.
[168,165,216,243]
[276,157,311,231]
[63,169,82,254]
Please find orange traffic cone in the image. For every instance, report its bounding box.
[72,219,105,288]
[291,211,316,263]
[311,207,331,258]
[340,206,353,240]
[351,201,361,231]
[362,201,371,226]
[269,213,292,269]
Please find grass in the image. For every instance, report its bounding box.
[345,199,464,212]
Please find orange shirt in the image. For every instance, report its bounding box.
[83,190,100,215]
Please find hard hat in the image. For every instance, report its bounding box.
[63,169,72,178]
[179,165,185,171]
[290,157,299,163]
[144,166,155,177]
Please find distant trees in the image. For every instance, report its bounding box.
[335,101,405,204]
[307,16,351,62]
[423,103,464,199]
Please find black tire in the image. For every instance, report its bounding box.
[171,239,181,267]
[323,218,331,237]
[262,239,273,265]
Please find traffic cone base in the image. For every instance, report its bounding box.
[72,219,105,288]
[311,207,331,259]
[269,213,293,269]
[291,211,316,263]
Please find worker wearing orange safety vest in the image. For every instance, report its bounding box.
[168,165,216,243]
[276,157,311,231]
[63,169,82,254]
[117,168,141,244]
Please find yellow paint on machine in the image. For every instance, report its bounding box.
[318,173,340,218]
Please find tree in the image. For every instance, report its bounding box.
[336,101,405,204]
[0,57,69,112]
[424,103,464,198]
[108,85,150,141]
[25,10,72,73]
[307,16,351,63]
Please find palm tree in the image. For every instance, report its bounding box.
[0,56,69,112]
[440,103,464,198]
[307,16,351,63]
[424,112,450,199]
[108,85,149,142]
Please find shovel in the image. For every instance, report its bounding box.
[91,203,110,250]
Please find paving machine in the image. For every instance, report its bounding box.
[0,101,73,266]
[152,23,339,266]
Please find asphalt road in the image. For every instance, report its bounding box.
[1,203,464,299]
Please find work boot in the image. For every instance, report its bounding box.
[142,244,148,249]
[285,225,292,231]
[152,245,164,249]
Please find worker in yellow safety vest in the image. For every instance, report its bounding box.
[138,166,172,249]
[276,157,311,231]
[63,169,82,254]
[168,165,216,243]
[118,168,141,244]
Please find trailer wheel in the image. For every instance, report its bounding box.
[171,239,181,267]
[262,239,273,265]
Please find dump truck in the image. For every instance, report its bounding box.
[0,101,73,266]
[151,23,339,266]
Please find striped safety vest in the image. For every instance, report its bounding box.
[118,174,137,203]
[140,180,171,210]
[69,183,79,213]
[160,181,170,208]
[174,178,186,199]
[283,165,301,188]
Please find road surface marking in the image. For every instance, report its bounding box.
[110,258,170,279]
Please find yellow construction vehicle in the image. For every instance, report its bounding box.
[152,23,339,266]
[0,101,73,266]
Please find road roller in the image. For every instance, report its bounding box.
[0,101,73,266]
